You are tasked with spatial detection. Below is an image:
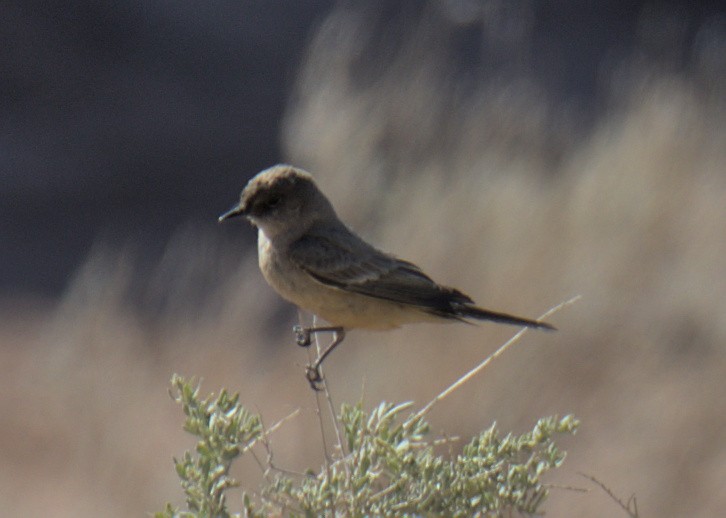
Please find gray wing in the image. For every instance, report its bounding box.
[287,227,473,316]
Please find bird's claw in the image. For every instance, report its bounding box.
[293,325,312,347]
[305,364,323,391]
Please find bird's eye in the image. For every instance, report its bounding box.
[265,196,281,209]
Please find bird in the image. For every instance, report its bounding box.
[219,164,554,388]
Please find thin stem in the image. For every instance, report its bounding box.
[409,295,581,425]
[306,320,333,467]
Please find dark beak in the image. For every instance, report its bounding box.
[218,203,245,223]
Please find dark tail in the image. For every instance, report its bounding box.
[457,304,556,331]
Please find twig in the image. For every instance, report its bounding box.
[579,473,639,518]
[301,314,347,467]
[249,407,302,480]
[408,295,581,425]
[242,407,301,455]
[315,323,347,460]
[305,320,333,467]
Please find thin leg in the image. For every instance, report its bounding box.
[298,327,345,390]
[293,324,343,347]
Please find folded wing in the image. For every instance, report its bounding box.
[288,226,555,330]
[288,228,475,320]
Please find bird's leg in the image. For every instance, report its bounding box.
[293,324,342,347]
[302,328,346,390]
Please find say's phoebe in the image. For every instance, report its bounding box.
[219,165,554,387]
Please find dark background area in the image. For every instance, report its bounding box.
[1,0,722,296]
[1,0,334,295]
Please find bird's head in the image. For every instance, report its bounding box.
[219,164,336,238]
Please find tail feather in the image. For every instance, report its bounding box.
[456,304,556,331]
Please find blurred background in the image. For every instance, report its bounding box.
[1,0,724,516]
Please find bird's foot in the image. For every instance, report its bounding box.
[305,364,324,391]
[293,325,312,347]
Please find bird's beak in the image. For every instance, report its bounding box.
[218,203,246,223]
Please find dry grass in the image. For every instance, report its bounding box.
[1,6,725,517]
